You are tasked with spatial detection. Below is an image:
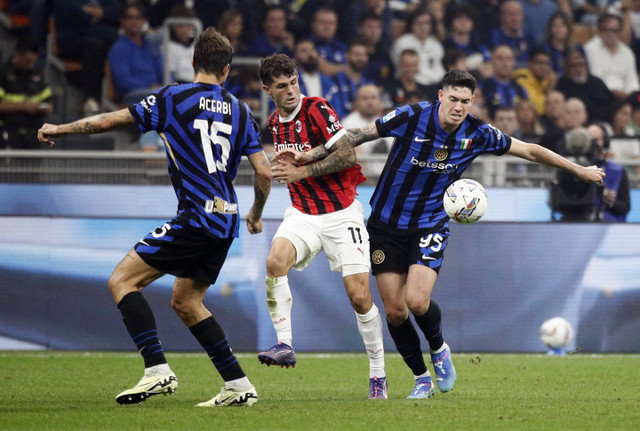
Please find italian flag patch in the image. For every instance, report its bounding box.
[460,139,472,150]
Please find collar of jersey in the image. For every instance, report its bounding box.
[279,95,305,123]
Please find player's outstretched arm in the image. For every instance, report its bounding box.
[246,150,272,234]
[272,122,379,165]
[507,138,605,183]
[37,108,135,147]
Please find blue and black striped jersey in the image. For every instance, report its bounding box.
[371,101,511,230]
[129,82,263,238]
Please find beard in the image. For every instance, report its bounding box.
[299,58,319,73]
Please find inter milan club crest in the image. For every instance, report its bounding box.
[371,250,385,265]
[434,149,448,161]
[295,120,302,133]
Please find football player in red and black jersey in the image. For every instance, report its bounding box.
[257,54,388,399]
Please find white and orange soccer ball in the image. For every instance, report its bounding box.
[443,179,488,224]
[540,317,574,350]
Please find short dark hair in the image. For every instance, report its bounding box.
[440,69,477,93]
[260,54,298,86]
[527,46,550,62]
[193,27,233,78]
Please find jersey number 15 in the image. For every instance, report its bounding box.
[194,119,231,173]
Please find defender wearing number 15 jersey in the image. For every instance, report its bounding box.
[371,100,511,230]
[129,83,263,238]
[267,96,366,215]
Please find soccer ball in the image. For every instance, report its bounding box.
[539,317,574,350]
[443,179,488,223]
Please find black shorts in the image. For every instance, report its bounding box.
[134,220,233,285]
[367,219,450,276]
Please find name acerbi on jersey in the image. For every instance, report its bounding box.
[410,156,459,174]
[274,141,312,152]
[199,97,231,114]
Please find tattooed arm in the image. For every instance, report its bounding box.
[271,122,381,184]
[37,108,135,147]
[246,150,272,234]
[272,122,380,165]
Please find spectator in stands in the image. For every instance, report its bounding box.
[520,0,559,44]
[357,12,393,85]
[166,5,198,84]
[294,39,339,106]
[515,98,546,142]
[108,3,163,106]
[383,49,431,109]
[540,90,566,132]
[619,0,640,73]
[425,0,447,41]
[487,0,537,69]
[218,9,249,57]
[513,47,557,116]
[586,122,631,222]
[310,8,345,77]
[627,91,640,136]
[331,40,373,118]
[442,6,486,73]
[492,106,520,136]
[609,98,635,137]
[391,9,445,86]
[226,66,262,113]
[541,11,582,76]
[52,0,122,115]
[336,0,393,54]
[249,6,293,57]
[470,0,502,48]
[341,84,393,178]
[479,44,528,120]
[573,0,613,27]
[423,48,469,101]
[556,48,617,123]
[562,97,589,131]
[0,36,52,149]
[585,12,640,98]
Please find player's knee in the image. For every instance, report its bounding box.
[171,296,195,318]
[385,307,408,326]
[266,253,289,276]
[405,294,430,315]
[348,289,372,312]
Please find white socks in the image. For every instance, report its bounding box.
[355,304,386,378]
[266,275,293,347]
[225,376,253,391]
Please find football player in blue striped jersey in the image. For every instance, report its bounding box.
[38,28,271,407]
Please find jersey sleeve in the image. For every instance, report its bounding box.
[241,104,263,156]
[375,103,419,139]
[481,123,512,155]
[308,99,347,150]
[128,86,172,133]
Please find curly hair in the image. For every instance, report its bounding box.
[259,54,297,87]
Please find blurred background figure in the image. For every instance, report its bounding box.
[391,9,444,86]
[357,12,393,85]
[108,2,163,106]
[294,39,339,107]
[341,84,393,179]
[331,40,373,118]
[218,9,249,56]
[52,0,122,115]
[608,99,635,137]
[513,47,557,116]
[540,90,566,133]
[479,44,528,120]
[584,12,640,98]
[540,11,582,76]
[515,99,546,142]
[249,6,293,57]
[556,48,617,123]
[442,6,486,73]
[383,48,431,109]
[487,0,536,69]
[165,5,198,84]
[492,106,520,136]
[586,123,631,221]
[562,97,589,131]
[310,7,345,76]
[0,36,52,149]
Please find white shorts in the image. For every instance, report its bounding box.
[274,199,370,276]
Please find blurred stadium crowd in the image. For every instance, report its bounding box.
[1,0,640,181]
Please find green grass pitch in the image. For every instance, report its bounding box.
[1,351,639,430]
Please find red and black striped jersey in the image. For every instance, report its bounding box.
[267,96,366,215]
